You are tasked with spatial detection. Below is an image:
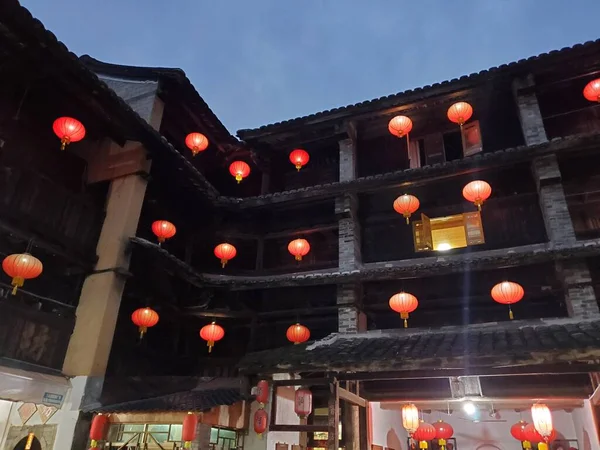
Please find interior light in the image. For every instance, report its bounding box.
[437,243,451,251]
[463,401,477,416]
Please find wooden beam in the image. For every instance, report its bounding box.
[269,424,329,433]
[338,386,367,408]
[183,309,254,319]
[272,378,331,387]
[328,380,340,450]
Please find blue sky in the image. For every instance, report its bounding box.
[22,0,600,134]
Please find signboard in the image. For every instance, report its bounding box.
[462,120,483,156]
[464,211,485,245]
[42,392,64,407]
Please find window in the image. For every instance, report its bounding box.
[412,212,485,252]
[209,427,239,450]
[107,424,183,446]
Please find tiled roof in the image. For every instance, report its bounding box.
[237,39,600,139]
[238,318,600,374]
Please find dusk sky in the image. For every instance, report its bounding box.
[21,1,600,134]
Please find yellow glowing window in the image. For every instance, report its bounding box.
[413,212,484,252]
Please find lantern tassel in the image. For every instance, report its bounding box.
[208,340,214,353]
[11,276,24,295]
[538,443,548,450]
[523,440,532,449]
[419,440,428,449]
[235,174,242,183]
[296,164,301,171]
[401,312,408,328]
[221,259,227,268]
[509,306,514,320]
[139,326,147,339]
[295,255,302,261]
[90,440,98,449]
[439,438,446,449]
[60,137,69,151]
[404,214,410,225]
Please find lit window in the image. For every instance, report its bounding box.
[413,212,485,252]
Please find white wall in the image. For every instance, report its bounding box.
[369,402,408,450]
[267,386,300,449]
[572,399,600,450]
[0,400,14,448]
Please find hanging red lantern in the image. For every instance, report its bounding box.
[491,281,524,320]
[402,404,420,437]
[89,414,108,449]
[413,421,436,449]
[447,102,473,126]
[182,412,198,448]
[185,132,209,156]
[510,420,528,443]
[294,388,313,419]
[131,307,159,339]
[289,149,310,171]
[288,239,310,261]
[256,380,269,405]
[433,420,454,450]
[462,180,492,211]
[583,79,600,103]
[393,194,420,224]
[152,220,176,244]
[214,243,237,268]
[388,115,413,138]
[254,408,268,438]
[53,117,86,150]
[531,403,553,450]
[200,321,225,353]
[389,292,419,328]
[229,161,251,183]
[523,423,556,448]
[286,323,310,344]
[2,253,43,295]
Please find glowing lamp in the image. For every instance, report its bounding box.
[286,323,310,344]
[2,253,43,295]
[532,403,553,450]
[229,161,251,183]
[413,421,436,449]
[388,115,413,138]
[289,149,310,171]
[200,321,225,353]
[433,420,453,450]
[401,403,420,436]
[294,388,313,419]
[214,243,237,268]
[131,307,159,338]
[185,132,209,156]
[288,238,310,261]
[583,79,600,103]
[462,180,492,210]
[491,281,524,320]
[182,413,198,448]
[53,117,86,150]
[389,292,419,328]
[393,194,420,224]
[447,102,473,126]
[254,409,268,438]
[152,220,176,244]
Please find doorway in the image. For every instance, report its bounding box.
[12,434,42,450]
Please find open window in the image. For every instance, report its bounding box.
[412,211,485,252]
[461,120,483,156]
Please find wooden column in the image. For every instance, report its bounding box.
[342,382,360,450]
[328,380,340,450]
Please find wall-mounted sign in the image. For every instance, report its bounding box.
[18,403,37,425]
[42,392,64,407]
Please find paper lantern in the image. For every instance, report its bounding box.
[53,117,86,150]
[152,220,176,244]
[131,307,159,338]
[289,149,310,171]
[254,409,268,438]
[89,414,108,448]
[532,403,553,450]
[214,243,237,268]
[491,281,524,320]
[462,180,492,210]
[447,102,473,126]
[389,292,419,328]
[583,79,600,103]
[388,115,413,138]
[182,413,198,448]
[2,253,43,295]
[185,132,209,156]
[433,420,454,449]
[402,404,419,435]
[288,239,310,261]
[294,388,313,419]
[414,421,436,449]
[510,420,528,442]
[256,380,269,405]
[524,423,556,448]
[199,321,225,353]
[229,161,251,183]
[393,194,420,224]
[286,323,310,344]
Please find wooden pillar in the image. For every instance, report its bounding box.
[328,380,340,450]
[342,382,360,450]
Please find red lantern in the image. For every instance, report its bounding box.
[229,161,251,183]
[89,414,108,448]
[200,321,225,353]
[286,323,310,344]
[523,424,556,448]
[254,409,268,438]
[447,102,473,126]
[214,243,237,268]
[402,404,419,436]
[294,388,313,419]
[53,117,86,150]
[182,412,198,448]
[393,194,420,224]
[152,220,176,244]
[388,115,413,138]
[532,403,553,450]
[256,380,269,405]
[288,239,310,261]
[389,292,419,328]
[413,421,436,449]
[131,307,159,338]
[510,420,528,442]
[2,253,43,295]
[462,180,492,211]
[583,79,600,103]
[433,420,453,449]
[491,281,524,320]
[289,149,310,171]
[185,132,209,156]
